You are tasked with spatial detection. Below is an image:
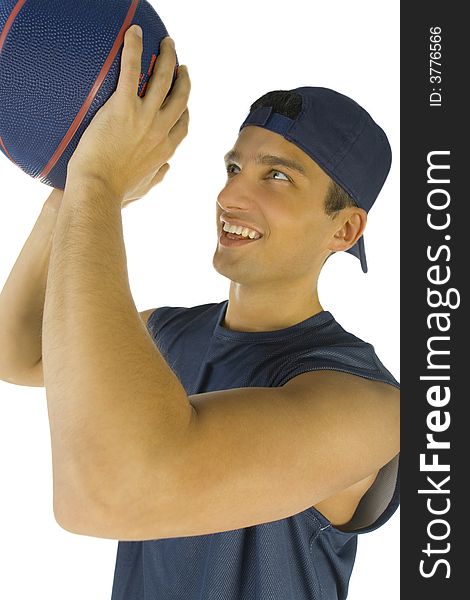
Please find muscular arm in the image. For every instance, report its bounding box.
[43,179,193,524]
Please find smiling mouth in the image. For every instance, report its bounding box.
[219,228,263,246]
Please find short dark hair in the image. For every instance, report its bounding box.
[249,90,358,217]
[324,179,357,217]
[250,90,303,119]
[322,180,358,266]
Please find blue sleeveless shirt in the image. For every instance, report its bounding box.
[111,300,400,600]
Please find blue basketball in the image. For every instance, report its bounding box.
[0,0,176,190]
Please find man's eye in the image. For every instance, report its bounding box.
[225,164,290,182]
[226,163,240,175]
[270,170,290,181]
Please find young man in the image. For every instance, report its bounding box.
[113,92,400,600]
[1,28,399,600]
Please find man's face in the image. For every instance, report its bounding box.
[212,125,338,287]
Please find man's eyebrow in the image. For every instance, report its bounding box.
[223,150,307,176]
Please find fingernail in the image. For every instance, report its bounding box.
[133,25,142,38]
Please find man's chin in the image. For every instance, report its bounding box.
[213,250,243,277]
[212,253,231,279]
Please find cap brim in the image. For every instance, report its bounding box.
[345,235,368,273]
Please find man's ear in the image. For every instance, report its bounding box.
[328,208,368,253]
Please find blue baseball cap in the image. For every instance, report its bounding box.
[239,87,392,273]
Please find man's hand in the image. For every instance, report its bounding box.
[67,25,190,206]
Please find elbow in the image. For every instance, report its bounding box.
[52,476,158,540]
[53,492,92,536]
[53,498,120,539]
[50,450,127,538]
[53,487,114,538]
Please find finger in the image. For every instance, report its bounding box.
[168,108,190,146]
[122,198,138,209]
[152,163,170,185]
[159,65,191,129]
[142,37,177,110]
[115,25,144,99]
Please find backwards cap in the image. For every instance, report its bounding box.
[239,87,392,272]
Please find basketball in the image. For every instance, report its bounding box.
[0,0,176,190]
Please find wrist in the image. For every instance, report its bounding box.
[62,174,122,219]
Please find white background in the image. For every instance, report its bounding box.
[0,0,399,598]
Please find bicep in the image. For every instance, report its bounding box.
[141,370,400,539]
[191,372,397,494]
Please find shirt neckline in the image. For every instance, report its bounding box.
[213,299,334,342]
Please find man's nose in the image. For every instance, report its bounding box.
[216,176,254,212]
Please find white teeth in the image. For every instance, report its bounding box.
[222,221,261,239]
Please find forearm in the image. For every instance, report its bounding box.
[0,192,60,374]
[43,178,192,515]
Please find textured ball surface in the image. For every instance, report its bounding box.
[0,0,175,189]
